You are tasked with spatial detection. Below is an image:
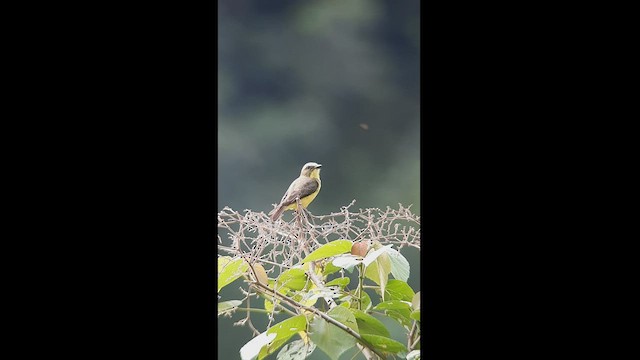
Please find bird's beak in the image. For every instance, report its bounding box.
[316,164,322,168]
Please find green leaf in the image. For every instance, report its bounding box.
[309,306,359,360]
[240,331,277,360]
[332,255,363,271]
[218,257,249,292]
[387,248,410,282]
[343,289,372,310]
[276,268,308,291]
[384,308,413,328]
[349,309,390,337]
[364,253,391,299]
[359,291,372,311]
[361,245,393,267]
[292,291,318,307]
[276,339,316,360]
[302,240,353,263]
[258,315,308,360]
[373,300,412,311]
[264,299,275,313]
[322,261,342,275]
[384,280,415,302]
[218,256,232,272]
[361,334,407,354]
[352,290,371,310]
[325,277,350,288]
[412,291,421,310]
[410,310,421,322]
[217,300,242,315]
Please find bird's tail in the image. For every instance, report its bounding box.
[270,205,286,222]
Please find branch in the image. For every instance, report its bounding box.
[407,321,417,350]
[410,335,420,351]
[250,281,386,360]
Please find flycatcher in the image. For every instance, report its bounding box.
[270,162,322,221]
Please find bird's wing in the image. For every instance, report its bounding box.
[279,177,319,206]
[278,179,295,204]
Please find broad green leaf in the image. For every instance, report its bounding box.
[384,308,413,328]
[302,240,353,263]
[373,300,412,311]
[322,261,342,275]
[364,253,391,299]
[276,268,308,291]
[349,309,390,337]
[298,287,342,305]
[258,315,308,360]
[384,280,415,302]
[386,248,410,282]
[309,306,359,360]
[240,331,277,360]
[410,310,421,322]
[406,349,421,360]
[340,289,371,311]
[361,291,372,310]
[362,245,394,267]
[292,290,318,307]
[332,255,363,271]
[342,290,372,310]
[218,256,232,272]
[412,291,421,310]
[218,300,242,315]
[325,277,350,288]
[361,334,407,354]
[218,257,249,292]
[276,339,316,360]
[264,299,275,313]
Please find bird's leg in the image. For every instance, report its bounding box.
[301,207,311,223]
[294,198,311,225]
[294,197,303,220]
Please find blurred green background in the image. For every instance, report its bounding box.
[218,0,420,358]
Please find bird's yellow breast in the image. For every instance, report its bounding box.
[285,177,321,211]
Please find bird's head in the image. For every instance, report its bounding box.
[300,162,322,178]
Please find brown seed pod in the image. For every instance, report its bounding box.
[350,241,370,257]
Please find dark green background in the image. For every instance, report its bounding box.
[218,0,420,358]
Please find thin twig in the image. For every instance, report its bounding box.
[410,335,420,351]
[407,321,417,350]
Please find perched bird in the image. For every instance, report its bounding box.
[270,162,322,221]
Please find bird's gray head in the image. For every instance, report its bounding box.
[300,162,322,177]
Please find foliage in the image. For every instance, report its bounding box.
[218,202,420,359]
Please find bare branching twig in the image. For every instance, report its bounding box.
[218,201,420,268]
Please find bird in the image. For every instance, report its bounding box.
[269,162,322,221]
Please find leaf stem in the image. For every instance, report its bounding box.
[357,263,365,310]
